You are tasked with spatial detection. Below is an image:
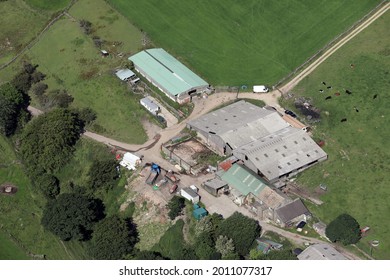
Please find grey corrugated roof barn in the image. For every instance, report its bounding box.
[187,101,327,187]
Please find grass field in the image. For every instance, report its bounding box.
[0,227,30,260]
[25,0,71,11]
[108,0,381,87]
[0,0,47,65]
[0,136,88,259]
[0,0,149,143]
[281,12,390,259]
[152,219,187,259]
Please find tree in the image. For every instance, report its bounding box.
[217,212,261,256]
[30,71,46,84]
[46,89,74,108]
[41,193,105,241]
[167,196,185,220]
[20,108,82,173]
[34,173,60,199]
[194,231,219,260]
[75,107,96,126]
[195,215,214,237]
[31,82,48,96]
[326,213,361,245]
[88,215,138,260]
[0,83,29,136]
[87,159,118,191]
[215,235,235,259]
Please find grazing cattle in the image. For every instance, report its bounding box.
[335,92,340,96]
[319,89,324,93]
[327,86,332,89]
[373,94,378,99]
[341,118,347,122]
[325,96,332,100]
[354,107,359,113]
[346,89,352,94]
[322,81,326,85]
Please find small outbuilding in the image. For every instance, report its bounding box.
[203,178,228,196]
[140,97,160,115]
[119,152,141,171]
[275,198,311,227]
[313,221,327,238]
[115,68,139,83]
[181,187,200,203]
[193,204,208,220]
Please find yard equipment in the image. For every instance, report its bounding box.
[145,163,161,185]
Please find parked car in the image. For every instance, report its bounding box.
[285,110,297,118]
[169,184,178,194]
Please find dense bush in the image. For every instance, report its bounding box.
[41,193,105,241]
[326,213,361,245]
[167,196,185,220]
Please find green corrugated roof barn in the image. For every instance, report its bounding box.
[129,48,209,103]
[221,164,268,196]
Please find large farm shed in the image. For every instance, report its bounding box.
[129,48,209,104]
[187,101,327,187]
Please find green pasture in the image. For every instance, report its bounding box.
[108,0,380,86]
[0,0,47,65]
[0,231,30,260]
[281,13,390,259]
[0,136,87,259]
[22,17,146,143]
[25,0,71,11]
[1,0,148,143]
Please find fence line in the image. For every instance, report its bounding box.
[0,0,78,70]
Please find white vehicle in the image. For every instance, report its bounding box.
[253,85,269,93]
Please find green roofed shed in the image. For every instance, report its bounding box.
[193,207,208,220]
[129,48,209,103]
[221,164,268,197]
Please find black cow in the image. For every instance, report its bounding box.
[346,89,352,94]
[322,81,326,85]
[373,94,378,99]
[340,118,347,122]
[327,86,332,89]
[325,96,332,100]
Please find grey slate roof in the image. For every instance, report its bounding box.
[275,198,310,223]
[298,244,347,260]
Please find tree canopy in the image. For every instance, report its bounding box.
[41,193,105,241]
[88,215,138,260]
[87,159,118,191]
[217,212,261,256]
[20,108,82,173]
[167,196,185,220]
[0,83,29,136]
[326,213,361,245]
